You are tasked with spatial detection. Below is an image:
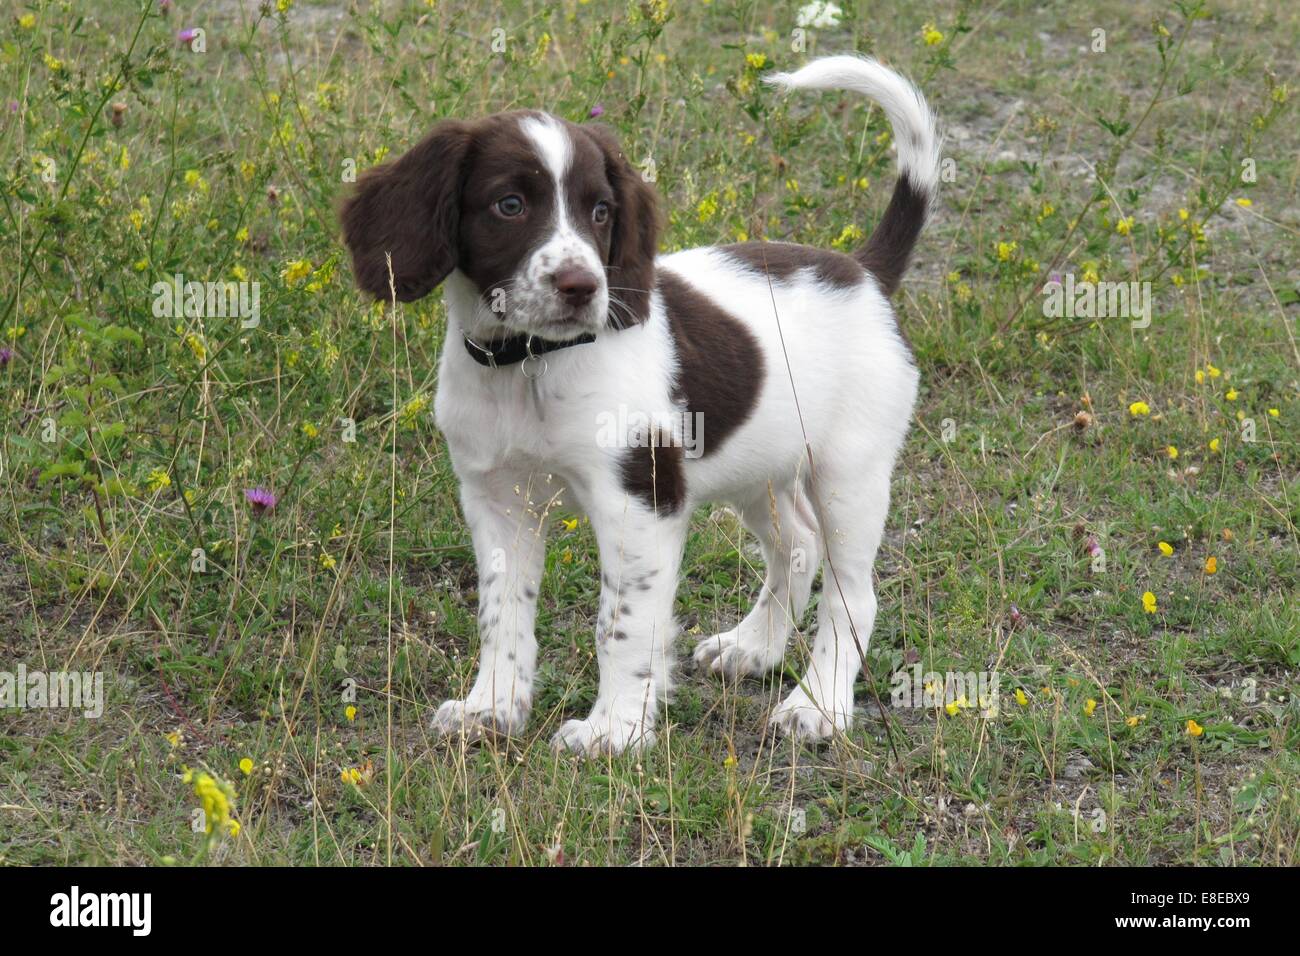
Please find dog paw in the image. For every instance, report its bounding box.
[551,710,656,757]
[692,628,783,678]
[430,696,528,741]
[768,686,850,743]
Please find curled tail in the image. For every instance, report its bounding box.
[765,55,941,296]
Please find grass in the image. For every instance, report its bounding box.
[0,0,1296,866]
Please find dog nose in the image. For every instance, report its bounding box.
[552,266,599,307]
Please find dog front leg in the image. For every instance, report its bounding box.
[431,470,548,740]
[552,490,687,757]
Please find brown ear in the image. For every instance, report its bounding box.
[340,120,471,301]
[584,123,660,328]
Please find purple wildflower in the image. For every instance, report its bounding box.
[588,104,604,118]
[177,28,199,47]
[244,487,277,515]
[0,348,13,368]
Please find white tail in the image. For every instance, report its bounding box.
[765,55,941,201]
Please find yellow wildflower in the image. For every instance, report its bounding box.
[921,22,944,46]
[1084,699,1097,717]
[345,705,357,722]
[281,259,313,287]
[146,468,171,493]
[1157,541,1173,557]
[1141,591,1157,614]
[1166,445,1178,460]
[1204,556,1217,575]
[189,770,238,837]
[1128,401,1151,417]
[239,758,254,775]
[1186,719,1204,737]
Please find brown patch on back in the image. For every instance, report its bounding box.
[661,270,764,453]
[722,241,866,288]
[618,271,765,514]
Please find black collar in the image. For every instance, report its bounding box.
[462,331,596,368]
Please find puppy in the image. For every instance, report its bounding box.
[341,56,939,755]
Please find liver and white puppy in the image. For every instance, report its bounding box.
[341,56,939,755]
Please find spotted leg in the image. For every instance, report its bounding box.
[431,469,550,740]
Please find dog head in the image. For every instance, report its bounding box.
[341,111,659,340]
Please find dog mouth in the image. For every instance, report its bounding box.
[494,296,607,339]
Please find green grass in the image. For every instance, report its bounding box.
[1,0,1296,866]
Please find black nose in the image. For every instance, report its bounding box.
[552,266,599,307]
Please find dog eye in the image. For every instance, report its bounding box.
[494,195,526,218]
[592,200,611,224]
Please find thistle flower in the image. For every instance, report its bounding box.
[0,347,13,368]
[244,487,277,515]
[177,28,200,48]
[588,104,605,118]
